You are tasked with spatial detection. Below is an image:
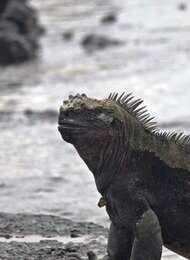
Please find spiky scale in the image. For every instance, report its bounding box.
[117,92,125,101]
[134,106,147,114]
[140,115,150,122]
[107,92,190,149]
[136,110,148,118]
[130,100,144,112]
[175,133,184,142]
[143,117,155,124]
[120,93,133,103]
[108,93,112,99]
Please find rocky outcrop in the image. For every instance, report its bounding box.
[0,213,108,259]
[0,0,43,65]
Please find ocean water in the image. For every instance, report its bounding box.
[0,0,189,259]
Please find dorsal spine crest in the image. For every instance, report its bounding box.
[108,92,190,148]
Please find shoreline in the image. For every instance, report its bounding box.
[0,212,186,259]
[0,212,107,259]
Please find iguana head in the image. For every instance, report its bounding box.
[58,93,130,180]
[58,93,124,145]
[58,93,157,145]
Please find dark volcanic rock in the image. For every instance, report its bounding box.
[0,31,32,65]
[0,20,18,33]
[101,13,116,24]
[81,33,123,51]
[0,213,108,260]
[0,0,43,65]
[3,1,40,36]
[0,0,9,14]
[178,3,187,11]
[62,30,73,41]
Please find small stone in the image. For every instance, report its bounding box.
[101,13,116,24]
[178,3,187,11]
[24,109,33,115]
[87,250,97,260]
[81,33,123,51]
[67,253,81,259]
[63,31,73,41]
[65,242,78,252]
[4,234,12,239]
[70,229,80,238]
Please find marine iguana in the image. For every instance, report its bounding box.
[58,93,190,260]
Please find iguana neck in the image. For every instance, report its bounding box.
[73,129,129,194]
[95,133,130,194]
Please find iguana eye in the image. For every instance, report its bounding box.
[98,113,113,123]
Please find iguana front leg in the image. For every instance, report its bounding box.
[131,209,163,260]
[107,222,134,260]
[107,209,162,260]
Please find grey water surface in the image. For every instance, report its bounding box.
[0,0,189,259]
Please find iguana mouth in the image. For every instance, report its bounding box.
[58,119,87,130]
[58,112,89,135]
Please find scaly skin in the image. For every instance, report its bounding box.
[58,93,190,259]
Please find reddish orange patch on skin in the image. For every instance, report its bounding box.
[98,197,106,208]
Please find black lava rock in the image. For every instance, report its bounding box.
[0,20,18,33]
[101,13,116,24]
[178,3,187,11]
[81,33,123,51]
[62,31,73,41]
[0,31,32,65]
[0,0,43,65]
[0,0,9,14]
[3,2,40,35]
